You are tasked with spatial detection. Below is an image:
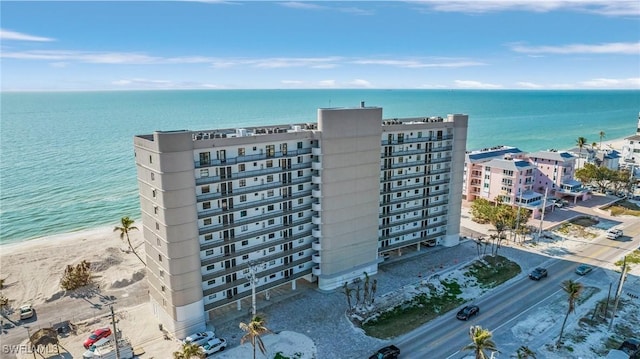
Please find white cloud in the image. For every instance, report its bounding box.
[280,80,304,85]
[347,79,374,88]
[280,1,374,15]
[579,77,640,88]
[516,81,543,89]
[351,59,485,68]
[317,80,337,87]
[413,1,640,16]
[111,78,221,90]
[511,42,640,55]
[0,29,55,42]
[454,80,503,89]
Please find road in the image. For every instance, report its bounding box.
[397,212,640,358]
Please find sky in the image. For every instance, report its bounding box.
[1,0,639,91]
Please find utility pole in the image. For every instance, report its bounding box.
[110,305,121,359]
[537,187,549,241]
[514,189,523,243]
[245,261,265,318]
[609,257,628,330]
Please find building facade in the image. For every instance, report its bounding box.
[133,104,468,337]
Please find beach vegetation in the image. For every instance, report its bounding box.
[462,325,500,359]
[114,216,146,267]
[173,342,205,359]
[470,199,531,250]
[516,345,537,359]
[599,130,605,149]
[575,164,633,193]
[240,315,271,359]
[60,260,92,291]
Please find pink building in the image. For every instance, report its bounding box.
[463,146,526,202]
[528,150,589,203]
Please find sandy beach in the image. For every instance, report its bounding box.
[0,136,632,358]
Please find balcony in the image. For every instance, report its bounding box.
[312,175,322,184]
[312,188,322,198]
[312,200,322,212]
[312,215,322,225]
[312,266,322,276]
[312,228,322,238]
[312,160,322,171]
[312,147,322,156]
[312,254,322,264]
[312,240,322,251]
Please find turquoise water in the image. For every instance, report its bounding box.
[1,90,638,244]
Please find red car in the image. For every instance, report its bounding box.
[83,327,112,349]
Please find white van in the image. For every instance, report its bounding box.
[82,338,134,359]
[607,229,623,239]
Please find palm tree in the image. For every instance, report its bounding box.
[599,130,605,149]
[576,137,587,168]
[173,342,205,359]
[462,325,499,359]
[114,216,145,266]
[557,279,584,347]
[516,345,537,358]
[240,315,271,359]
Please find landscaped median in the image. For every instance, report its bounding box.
[359,255,521,339]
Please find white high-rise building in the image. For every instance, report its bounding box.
[133,103,468,337]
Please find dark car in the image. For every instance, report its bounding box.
[456,305,480,320]
[619,338,640,358]
[529,267,548,280]
[369,345,400,359]
[83,327,112,349]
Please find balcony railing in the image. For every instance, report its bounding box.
[195,148,312,169]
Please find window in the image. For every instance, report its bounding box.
[298,184,304,191]
[199,152,210,165]
[266,160,273,168]
[150,173,155,181]
[267,205,274,211]
[242,240,249,246]
[266,145,275,157]
[206,249,214,256]
[152,189,157,198]
[206,264,215,271]
[149,155,153,164]
[298,212,304,218]
[240,194,247,202]
[204,218,212,225]
[239,164,245,172]
[156,222,160,230]
[240,210,247,217]
[267,175,273,182]
[298,198,303,204]
[208,294,216,300]
[159,270,164,278]
[208,279,216,286]
[267,190,274,197]
[161,285,165,292]
[202,185,210,194]
[268,219,275,225]
[238,148,245,156]
[154,206,159,214]
[269,247,275,252]
[241,225,248,232]
[204,234,213,241]
[239,179,246,187]
[298,170,304,177]
[158,254,163,262]
[203,202,211,210]
[297,142,303,149]
[156,237,161,246]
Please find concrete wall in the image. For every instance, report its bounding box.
[444,114,468,247]
[315,106,382,290]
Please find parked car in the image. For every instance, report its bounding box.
[201,338,227,356]
[183,331,216,346]
[575,264,593,276]
[456,305,480,320]
[369,345,401,359]
[83,328,112,349]
[529,267,548,280]
[607,229,624,240]
[19,304,34,320]
[619,338,640,358]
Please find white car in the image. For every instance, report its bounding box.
[201,338,227,356]
[183,331,216,346]
[607,229,623,239]
[19,304,34,320]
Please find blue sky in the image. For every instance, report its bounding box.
[1,1,639,91]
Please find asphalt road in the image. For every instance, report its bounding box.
[397,216,640,359]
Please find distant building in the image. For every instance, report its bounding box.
[462,146,527,202]
[133,104,468,337]
[567,145,621,171]
[621,112,640,171]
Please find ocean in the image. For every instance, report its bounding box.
[1,89,638,244]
